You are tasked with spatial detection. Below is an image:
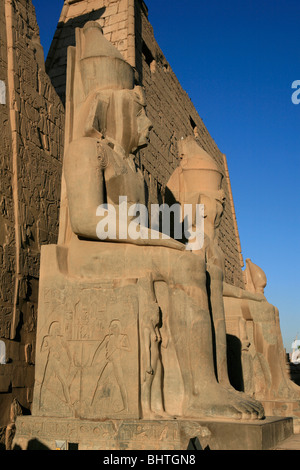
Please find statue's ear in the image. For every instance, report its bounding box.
[198,194,208,218]
[219,189,226,206]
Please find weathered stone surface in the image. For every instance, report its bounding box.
[0,374,11,393]
[13,415,293,451]
[0,0,64,427]
[0,426,6,450]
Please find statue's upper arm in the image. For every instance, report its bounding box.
[64,137,106,223]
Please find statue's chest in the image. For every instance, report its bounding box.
[106,158,144,205]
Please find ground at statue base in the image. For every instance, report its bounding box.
[12,416,293,451]
[274,433,300,450]
[260,399,300,434]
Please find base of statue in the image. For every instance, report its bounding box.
[260,399,300,433]
[12,415,293,450]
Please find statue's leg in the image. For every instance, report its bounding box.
[112,359,128,412]
[207,263,267,415]
[141,366,154,417]
[140,332,164,419]
[56,369,72,405]
[152,249,264,420]
[207,262,233,387]
[137,274,171,418]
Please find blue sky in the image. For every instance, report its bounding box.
[33,0,300,352]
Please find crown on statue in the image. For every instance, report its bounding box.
[78,21,134,95]
[178,136,223,192]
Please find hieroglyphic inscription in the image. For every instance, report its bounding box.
[34,283,139,420]
[14,416,209,450]
[0,310,12,339]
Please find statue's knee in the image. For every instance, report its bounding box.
[172,254,206,285]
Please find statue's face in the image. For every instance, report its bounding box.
[105,87,152,156]
[200,194,224,229]
[133,87,153,150]
[215,199,224,228]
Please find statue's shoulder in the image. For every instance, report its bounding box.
[65,137,112,169]
[64,137,135,180]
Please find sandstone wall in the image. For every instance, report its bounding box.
[46,0,136,105]
[0,0,64,432]
[0,0,15,434]
[46,0,245,288]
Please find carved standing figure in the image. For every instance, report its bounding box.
[138,274,169,418]
[39,321,73,408]
[91,320,130,412]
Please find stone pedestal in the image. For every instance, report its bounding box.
[13,416,293,451]
[31,244,143,422]
[261,400,300,433]
[15,245,294,451]
[223,287,300,432]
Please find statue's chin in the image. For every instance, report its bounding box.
[138,137,150,150]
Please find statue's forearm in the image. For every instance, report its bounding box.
[223,282,265,301]
[71,207,185,250]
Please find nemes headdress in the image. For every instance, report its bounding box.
[167,136,225,202]
[77,21,134,96]
[177,136,223,192]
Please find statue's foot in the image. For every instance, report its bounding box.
[184,384,264,421]
[230,391,264,418]
[221,384,265,417]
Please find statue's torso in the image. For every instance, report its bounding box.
[104,146,145,207]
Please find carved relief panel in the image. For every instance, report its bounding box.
[32,280,140,420]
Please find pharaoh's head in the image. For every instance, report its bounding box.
[167,136,226,230]
[75,21,152,156]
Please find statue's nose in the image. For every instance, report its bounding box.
[146,117,153,132]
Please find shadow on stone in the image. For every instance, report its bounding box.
[26,439,50,450]
[227,334,244,392]
[46,7,106,105]
[288,362,300,386]
[187,437,210,450]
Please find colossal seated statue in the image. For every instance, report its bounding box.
[31,21,264,422]
[224,262,300,410]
